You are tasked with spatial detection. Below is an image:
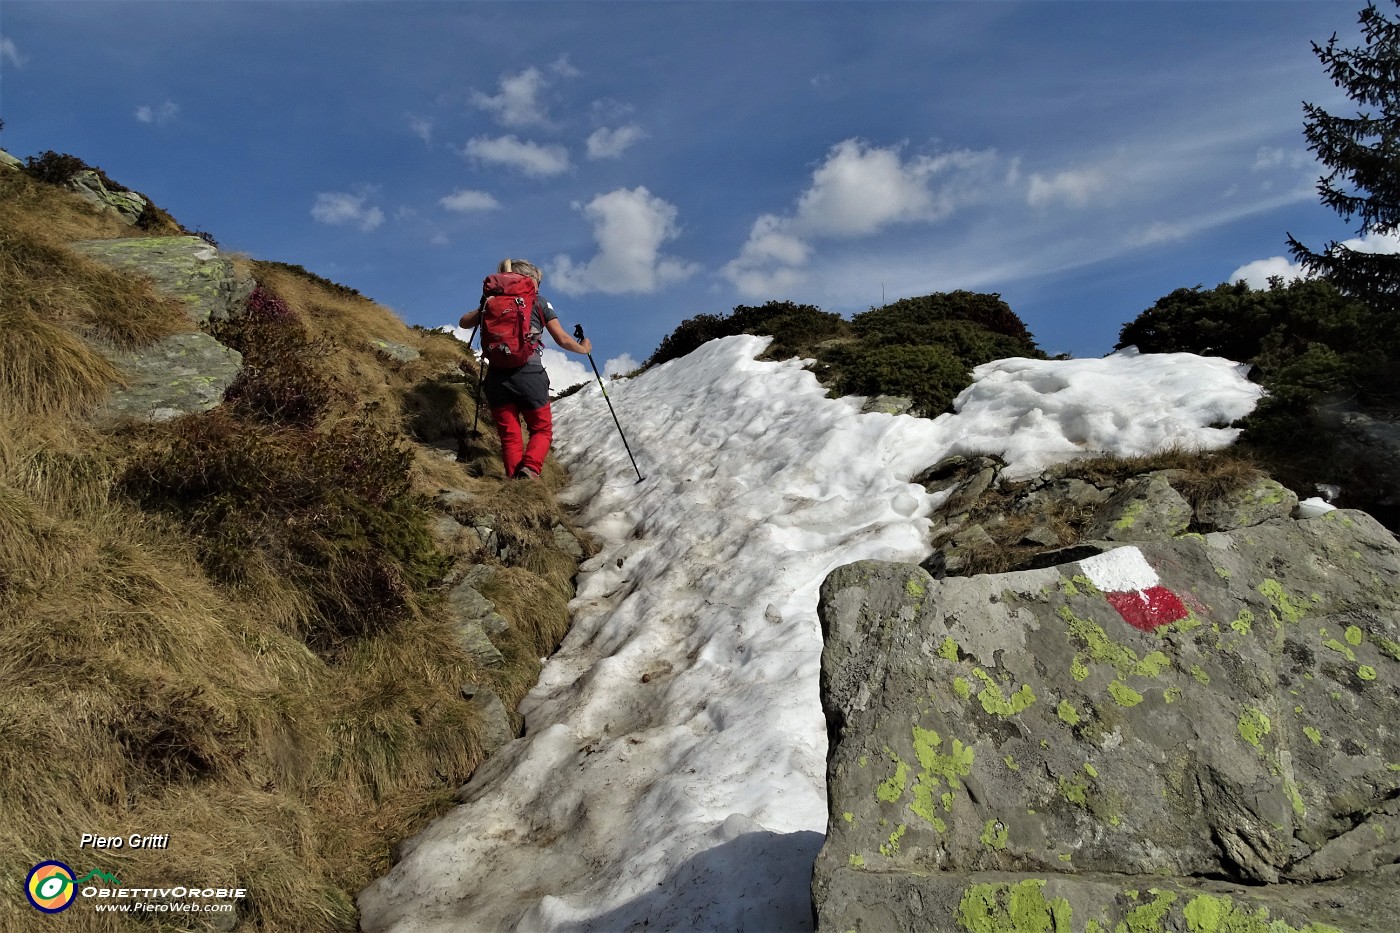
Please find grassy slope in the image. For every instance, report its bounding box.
[0,165,583,931]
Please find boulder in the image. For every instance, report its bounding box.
[72,236,255,326]
[814,509,1400,933]
[96,333,242,422]
[369,338,420,363]
[0,147,23,171]
[862,395,915,416]
[1196,475,1299,532]
[65,169,147,225]
[1081,471,1193,542]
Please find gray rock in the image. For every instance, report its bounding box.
[369,338,420,363]
[446,570,510,638]
[813,509,1400,932]
[1083,471,1193,541]
[0,147,23,171]
[72,236,255,326]
[552,522,585,560]
[1015,476,1114,515]
[943,466,998,517]
[460,687,514,755]
[65,169,147,225]
[453,619,504,668]
[1196,476,1300,532]
[861,395,914,416]
[96,332,242,422]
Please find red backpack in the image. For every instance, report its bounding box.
[479,272,541,368]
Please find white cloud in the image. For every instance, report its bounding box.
[463,135,571,177]
[1,36,25,69]
[440,189,500,213]
[472,67,551,127]
[1228,231,1400,288]
[603,353,640,377]
[1026,167,1106,209]
[722,138,1002,297]
[407,114,433,145]
[135,101,179,125]
[586,125,647,160]
[311,191,385,232]
[1252,146,1309,172]
[1229,256,1305,288]
[551,55,582,79]
[550,187,700,295]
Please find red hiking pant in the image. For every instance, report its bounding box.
[490,401,553,476]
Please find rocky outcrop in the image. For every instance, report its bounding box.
[72,236,254,326]
[66,169,148,226]
[70,236,254,422]
[96,333,243,422]
[813,509,1400,932]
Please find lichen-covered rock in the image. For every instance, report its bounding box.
[1082,471,1193,541]
[814,509,1400,932]
[0,147,23,171]
[65,169,148,225]
[96,332,242,422]
[369,338,420,363]
[1196,476,1299,532]
[862,395,915,416]
[72,236,254,325]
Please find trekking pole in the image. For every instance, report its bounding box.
[468,324,487,438]
[574,324,643,483]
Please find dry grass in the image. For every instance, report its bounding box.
[0,165,586,931]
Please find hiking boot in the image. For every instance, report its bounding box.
[513,466,540,480]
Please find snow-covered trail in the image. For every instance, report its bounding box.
[358,337,1262,932]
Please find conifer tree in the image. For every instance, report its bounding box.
[1287,1,1400,315]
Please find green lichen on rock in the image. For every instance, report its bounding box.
[1258,578,1310,626]
[1181,893,1344,933]
[1357,665,1377,681]
[1231,610,1254,636]
[910,726,973,829]
[979,818,1009,849]
[1108,681,1144,708]
[973,668,1037,717]
[956,879,1073,933]
[1238,707,1272,748]
[1056,699,1081,726]
[1123,890,1177,933]
[876,751,910,803]
[939,635,960,661]
[954,676,972,699]
[907,578,926,599]
[879,823,906,858]
[1345,625,1364,646]
[1303,726,1322,745]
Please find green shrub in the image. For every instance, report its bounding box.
[826,343,972,416]
[854,291,1037,351]
[23,150,126,189]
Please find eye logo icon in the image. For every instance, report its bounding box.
[26,861,77,913]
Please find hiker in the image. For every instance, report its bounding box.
[459,258,592,480]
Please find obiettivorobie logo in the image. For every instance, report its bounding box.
[25,862,120,913]
[24,859,244,917]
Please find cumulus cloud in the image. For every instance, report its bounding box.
[407,114,433,145]
[311,190,385,232]
[586,125,647,160]
[472,67,552,127]
[1026,167,1106,209]
[440,189,500,213]
[1,36,25,69]
[603,353,640,377]
[135,101,180,124]
[464,135,571,177]
[551,55,582,79]
[1228,231,1400,288]
[550,187,700,295]
[722,138,1001,296]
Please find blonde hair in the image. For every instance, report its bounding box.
[499,258,542,284]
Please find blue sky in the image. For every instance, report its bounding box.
[0,1,1382,368]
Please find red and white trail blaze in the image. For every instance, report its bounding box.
[1078,547,1190,632]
